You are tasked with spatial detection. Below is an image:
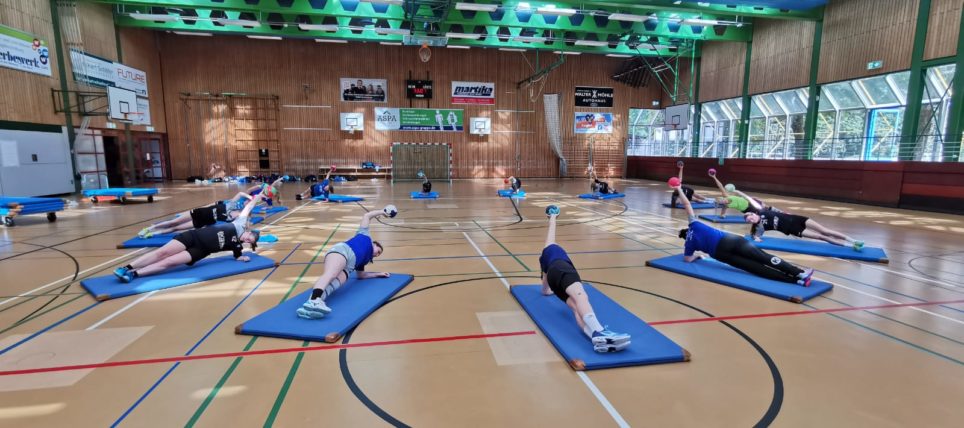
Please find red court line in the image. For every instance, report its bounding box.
[649,298,964,326]
[0,330,535,377]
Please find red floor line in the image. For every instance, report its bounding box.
[0,330,536,377]
[649,298,964,326]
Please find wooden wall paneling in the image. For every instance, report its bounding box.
[924,0,963,60]
[0,0,63,125]
[818,0,919,84]
[698,42,746,102]
[749,19,815,94]
[119,28,166,133]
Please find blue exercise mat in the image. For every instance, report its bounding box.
[647,254,833,303]
[411,191,439,199]
[80,253,276,301]
[253,206,288,215]
[83,188,158,197]
[314,194,364,203]
[118,232,178,248]
[236,273,414,343]
[578,192,625,200]
[511,284,689,370]
[698,214,746,224]
[497,189,526,198]
[748,236,889,263]
[663,202,717,210]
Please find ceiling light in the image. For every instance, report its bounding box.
[361,0,405,5]
[607,13,647,22]
[315,38,348,43]
[512,35,546,43]
[215,18,261,27]
[682,18,720,26]
[643,44,673,50]
[698,2,711,6]
[375,28,411,36]
[173,31,212,36]
[673,0,682,4]
[447,45,471,49]
[553,51,581,55]
[445,32,481,39]
[298,23,339,32]
[130,13,179,22]
[455,2,499,12]
[499,48,526,52]
[606,54,632,58]
[380,42,402,46]
[574,40,608,47]
[517,2,531,10]
[247,35,282,40]
[537,6,577,16]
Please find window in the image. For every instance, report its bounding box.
[699,97,741,159]
[917,64,956,161]
[627,107,693,157]
[747,88,808,159]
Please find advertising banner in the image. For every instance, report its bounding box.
[574,86,613,107]
[341,78,387,102]
[0,24,51,77]
[574,112,613,134]
[451,81,495,105]
[375,108,464,131]
[70,49,148,96]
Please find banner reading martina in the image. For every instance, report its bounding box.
[375,108,464,131]
[0,24,51,77]
[341,78,387,102]
[451,81,495,105]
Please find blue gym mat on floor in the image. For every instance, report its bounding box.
[236,273,414,343]
[749,236,889,263]
[511,284,689,370]
[647,254,833,303]
[83,188,158,197]
[253,206,288,215]
[80,253,276,301]
[498,189,526,198]
[118,232,179,248]
[314,194,364,203]
[578,192,625,200]
[663,202,717,210]
[411,191,439,199]
[698,214,747,224]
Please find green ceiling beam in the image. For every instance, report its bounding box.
[559,1,823,20]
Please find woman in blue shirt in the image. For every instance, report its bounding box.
[296,167,334,201]
[672,183,814,286]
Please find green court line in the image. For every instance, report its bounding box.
[264,341,309,427]
[186,225,341,427]
[472,220,530,271]
[818,295,964,347]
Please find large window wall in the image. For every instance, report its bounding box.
[629,64,959,162]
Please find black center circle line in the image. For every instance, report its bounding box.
[338,275,783,428]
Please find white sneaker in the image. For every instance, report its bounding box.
[296,299,331,319]
[594,341,631,353]
[591,329,631,346]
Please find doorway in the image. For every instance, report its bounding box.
[103,136,123,187]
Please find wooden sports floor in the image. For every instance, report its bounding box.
[0,179,961,427]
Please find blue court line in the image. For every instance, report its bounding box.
[819,295,964,347]
[0,301,100,356]
[804,301,963,366]
[110,245,300,427]
[818,270,964,315]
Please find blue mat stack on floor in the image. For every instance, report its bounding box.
[80,253,277,301]
[83,188,157,203]
[236,274,414,343]
[647,254,833,303]
[511,284,689,370]
[0,197,66,226]
[497,189,526,198]
[315,194,364,203]
[749,236,889,263]
[663,202,717,210]
[578,192,625,200]
[698,214,746,224]
[411,191,439,199]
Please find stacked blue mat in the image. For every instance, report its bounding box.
[411,191,439,199]
[647,254,833,303]
[578,192,625,200]
[511,284,689,370]
[698,214,746,224]
[497,189,526,198]
[663,202,717,210]
[83,188,158,197]
[236,273,414,343]
[0,197,66,224]
[749,236,889,263]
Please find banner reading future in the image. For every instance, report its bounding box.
[375,108,464,131]
[0,24,50,77]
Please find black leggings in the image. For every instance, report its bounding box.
[713,235,803,283]
[671,186,695,207]
[422,181,432,193]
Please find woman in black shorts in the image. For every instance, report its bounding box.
[746,209,865,251]
[540,205,630,353]
[113,194,264,282]
[138,193,250,238]
[589,168,618,194]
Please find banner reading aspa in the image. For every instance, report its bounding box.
[574,112,613,134]
[0,24,51,77]
[69,49,148,96]
[375,108,464,131]
[451,81,495,105]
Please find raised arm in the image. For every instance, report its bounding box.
[734,189,763,211]
[671,184,696,218]
[325,169,332,181]
[710,173,728,196]
[240,193,263,219]
[677,162,684,181]
[228,192,252,205]
[359,210,384,229]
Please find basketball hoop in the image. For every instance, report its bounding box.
[347,125,356,135]
[418,42,432,63]
[120,112,144,124]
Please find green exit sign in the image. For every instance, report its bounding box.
[867,60,883,70]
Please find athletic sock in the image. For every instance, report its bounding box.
[311,278,342,301]
[310,288,324,300]
[124,264,134,271]
[582,313,604,333]
[582,325,595,338]
[129,270,139,279]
